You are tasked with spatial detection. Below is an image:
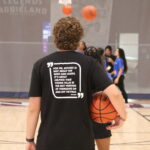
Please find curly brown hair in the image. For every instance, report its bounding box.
[53,17,84,50]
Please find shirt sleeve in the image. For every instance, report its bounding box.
[29,62,42,97]
[91,60,112,92]
[118,59,124,69]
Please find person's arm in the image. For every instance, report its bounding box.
[110,71,116,75]
[104,84,126,120]
[26,97,41,150]
[26,97,41,139]
[114,59,124,84]
[114,68,123,84]
[103,84,126,130]
[26,62,42,150]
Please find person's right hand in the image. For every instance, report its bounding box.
[106,116,125,130]
[110,71,116,75]
[26,142,36,150]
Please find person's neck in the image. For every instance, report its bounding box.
[57,49,74,52]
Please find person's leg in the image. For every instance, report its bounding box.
[116,76,128,103]
[93,122,112,150]
[96,137,111,150]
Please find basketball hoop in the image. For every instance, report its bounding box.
[59,0,72,5]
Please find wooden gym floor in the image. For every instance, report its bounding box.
[0,98,150,150]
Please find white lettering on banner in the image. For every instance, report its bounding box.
[47,62,84,99]
[0,0,47,16]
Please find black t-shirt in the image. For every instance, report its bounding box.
[29,51,112,150]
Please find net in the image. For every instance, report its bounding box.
[59,0,72,5]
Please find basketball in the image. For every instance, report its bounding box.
[81,5,97,21]
[90,92,118,124]
[62,5,73,15]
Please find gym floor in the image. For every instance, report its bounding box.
[0,99,150,150]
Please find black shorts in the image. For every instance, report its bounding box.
[92,121,112,139]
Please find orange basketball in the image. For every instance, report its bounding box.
[62,5,73,15]
[81,5,97,21]
[90,92,118,124]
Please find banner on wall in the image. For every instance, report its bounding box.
[0,0,51,96]
[0,0,48,16]
[0,0,50,42]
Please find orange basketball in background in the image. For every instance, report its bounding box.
[62,5,73,15]
[81,5,97,21]
[90,92,118,124]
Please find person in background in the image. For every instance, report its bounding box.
[97,47,105,66]
[76,41,87,54]
[104,45,116,77]
[113,48,128,104]
[86,46,102,63]
[86,47,112,150]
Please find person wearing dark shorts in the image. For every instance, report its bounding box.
[104,45,116,79]
[93,122,112,139]
[26,17,127,150]
[86,47,112,150]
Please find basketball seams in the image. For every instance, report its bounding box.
[91,101,111,111]
[93,117,114,121]
[90,92,117,124]
[90,110,117,115]
[99,93,103,123]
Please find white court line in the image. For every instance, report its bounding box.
[0,101,28,106]
[141,104,150,108]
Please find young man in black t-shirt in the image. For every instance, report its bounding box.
[104,45,116,75]
[26,17,126,150]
